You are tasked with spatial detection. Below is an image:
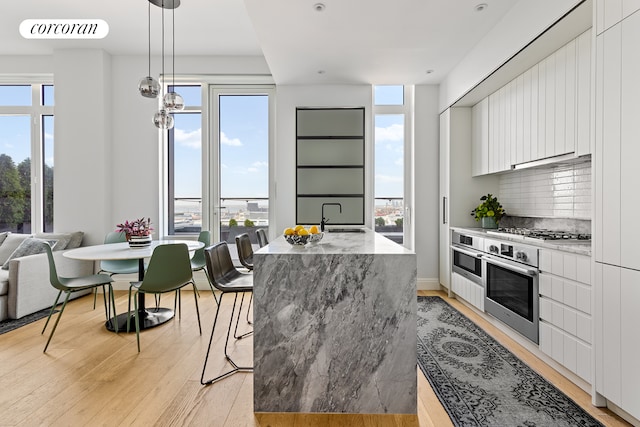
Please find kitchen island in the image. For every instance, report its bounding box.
[252,228,417,414]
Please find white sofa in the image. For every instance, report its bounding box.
[0,232,94,321]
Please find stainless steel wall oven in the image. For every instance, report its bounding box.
[451,231,483,286]
[483,238,539,344]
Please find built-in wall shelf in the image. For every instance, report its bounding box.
[296,107,365,225]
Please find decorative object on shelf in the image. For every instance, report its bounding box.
[471,193,505,229]
[137,0,183,129]
[116,217,153,248]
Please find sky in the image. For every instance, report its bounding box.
[2,84,404,202]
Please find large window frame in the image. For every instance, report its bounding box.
[161,76,275,242]
[372,85,414,249]
[0,76,54,233]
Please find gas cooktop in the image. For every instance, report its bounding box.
[487,228,591,242]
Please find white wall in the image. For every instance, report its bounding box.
[440,0,584,111]
[53,49,113,245]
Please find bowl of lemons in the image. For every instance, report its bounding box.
[283,225,323,246]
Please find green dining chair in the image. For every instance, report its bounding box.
[172,230,215,315]
[94,231,138,309]
[190,230,213,302]
[127,243,201,352]
[42,242,117,352]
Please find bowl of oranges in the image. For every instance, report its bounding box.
[283,225,323,246]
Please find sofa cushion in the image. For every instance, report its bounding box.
[0,234,33,265]
[39,231,84,249]
[34,232,80,251]
[0,231,9,246]
[0,269,8,296]
[1,238,51,270]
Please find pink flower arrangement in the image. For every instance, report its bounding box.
[116,217,153,238]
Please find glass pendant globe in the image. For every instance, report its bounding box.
[163,91,185,111]
[153,109,174,129]
[138,76,160,98]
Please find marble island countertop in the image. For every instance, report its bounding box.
[253,227,417,414]
[451,226,592,256]
[256,227,414,256]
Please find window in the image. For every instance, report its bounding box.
[168,85,202,235]
[165,81,274,254]
[373,85,412,247]
[0,81,54,233]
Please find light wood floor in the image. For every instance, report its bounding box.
[0,278,630,426]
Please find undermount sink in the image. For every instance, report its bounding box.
[327,228,365,233]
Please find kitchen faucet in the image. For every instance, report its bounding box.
[321,203,342,232]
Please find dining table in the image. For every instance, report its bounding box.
[63,239,204,332]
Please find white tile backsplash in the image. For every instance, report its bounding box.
[499,160,591,219]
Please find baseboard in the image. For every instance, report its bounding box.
[417,278,441,290]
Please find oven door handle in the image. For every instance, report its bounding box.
[484,255,538,277]
[451,245,483,258]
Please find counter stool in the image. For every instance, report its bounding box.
[201,241,253,386]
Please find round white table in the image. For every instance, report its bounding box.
[64,239,204,332]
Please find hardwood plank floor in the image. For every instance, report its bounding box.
[0,277,629,426]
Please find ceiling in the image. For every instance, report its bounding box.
[2,0,522,85]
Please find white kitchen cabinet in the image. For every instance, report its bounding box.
[488,91,500,174]
[451,272,484,312]
[471,98,489,177]
[594,263,640,421]
[538,248,592,383]
[596,0,640,35]
[576,30,591,157]
[620,12,640,271]
[439,111,451,290]
[479,31,590,177]
[439,108,499,290]
[596,0,622,35]
[620,267,640,420]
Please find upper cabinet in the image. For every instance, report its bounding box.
[595,0,640,35]
[472,29,592,176]
[295,107,365,225]
[471,98,489,177]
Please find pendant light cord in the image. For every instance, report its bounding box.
[147,1,151,77]
[172,5,176,93]
[161,0,165,98]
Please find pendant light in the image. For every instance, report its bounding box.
[153,0,174,129]
[138,1,160,98]
[163,4,184,111]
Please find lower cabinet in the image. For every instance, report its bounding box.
[594,262,640,421]
[451,272,484,312]
[538,249,592,383]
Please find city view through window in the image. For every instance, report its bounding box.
[171,85,406,244]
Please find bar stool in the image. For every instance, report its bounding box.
[200,242,253,386]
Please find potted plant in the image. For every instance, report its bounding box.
[471,194,505,229]
[116,217,153,248]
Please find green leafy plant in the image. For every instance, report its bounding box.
[244,218,255,227]
[375,217,386,227]
[228,218,238,227]
[471,194,505,223]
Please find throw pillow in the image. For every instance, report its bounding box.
[34,232,71,251]
[1,237,51,270]
[0,234,33,265]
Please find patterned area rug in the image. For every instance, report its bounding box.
[417,296,603,427]
[0,307,52,335]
